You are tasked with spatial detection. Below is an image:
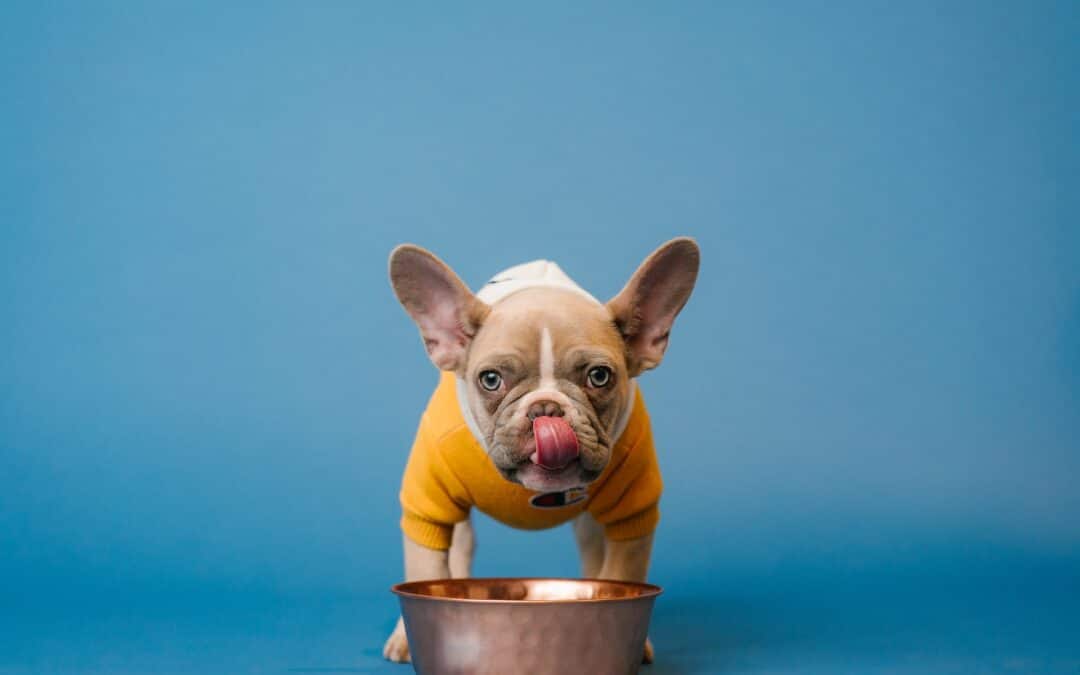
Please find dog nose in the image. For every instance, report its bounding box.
[527,400,564,420]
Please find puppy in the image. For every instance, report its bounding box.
[383,238,700,664]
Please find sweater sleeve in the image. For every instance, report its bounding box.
[399,413,472,550]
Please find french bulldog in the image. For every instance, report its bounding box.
[383,237,700,665]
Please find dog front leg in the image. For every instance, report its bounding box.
[599,532,656,664]
[573,512,606,578]
[448,518,476,578]
[382,535,452,663]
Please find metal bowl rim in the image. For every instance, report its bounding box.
[391,576,663,605]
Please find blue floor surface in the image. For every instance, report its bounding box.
[4,548,1078,675]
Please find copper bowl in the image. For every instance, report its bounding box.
[392,577,661,675]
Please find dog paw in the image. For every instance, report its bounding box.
[382,618,410,663]
[642,636,654,664]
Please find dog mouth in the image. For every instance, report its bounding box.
[514,459,589,492]
[489,411,604,490]
[529,415,580,470]
[504,418,594,491]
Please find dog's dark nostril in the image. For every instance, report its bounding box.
[528,401,564,420]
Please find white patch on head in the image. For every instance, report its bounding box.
[527,325,566,418]
[539,325,555,391]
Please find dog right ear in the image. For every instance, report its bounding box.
[389,245,490,374]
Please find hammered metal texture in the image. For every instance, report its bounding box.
[393,578,660,675]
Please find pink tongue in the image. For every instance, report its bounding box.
[532,416,580,470]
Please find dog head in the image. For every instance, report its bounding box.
[389,238,699,492]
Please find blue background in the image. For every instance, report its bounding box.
[3,2,1079,673]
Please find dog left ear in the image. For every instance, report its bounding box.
[607,237,700,376]
[389,244,490,374]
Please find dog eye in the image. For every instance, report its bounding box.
[586,366,612,388]
[478,370,503,392]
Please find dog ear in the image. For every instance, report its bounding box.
[607,237,700,376]
[389,245,490,373]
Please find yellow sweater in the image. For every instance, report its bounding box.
[400,372,663,550]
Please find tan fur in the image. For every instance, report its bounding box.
[384,238,699,665]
